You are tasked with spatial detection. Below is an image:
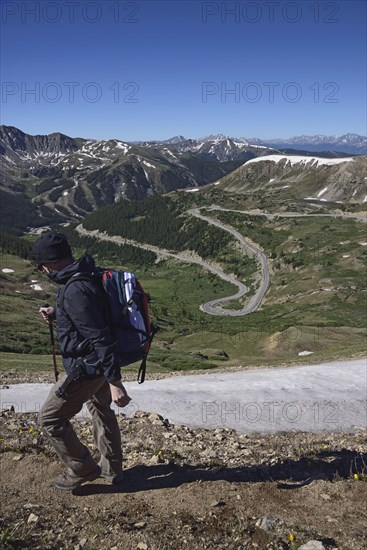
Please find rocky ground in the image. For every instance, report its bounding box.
[0,403,366,550]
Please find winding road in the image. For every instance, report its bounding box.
[203,205,367,223]
[77,206,270,316]
[77,205,366,317]
[187,208,269,315]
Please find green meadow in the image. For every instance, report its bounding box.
[1,188,366,378]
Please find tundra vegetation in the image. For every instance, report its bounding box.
[1,188,366,376]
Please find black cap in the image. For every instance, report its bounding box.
[33,232,72,264]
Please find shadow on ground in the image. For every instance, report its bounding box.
[74,449,366,495]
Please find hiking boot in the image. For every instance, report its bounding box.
[53,466,101,491]
[100,470,124,484]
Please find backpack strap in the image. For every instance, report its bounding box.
[58,273,99,314]
[137,324,159,384]
[138,356,147,384]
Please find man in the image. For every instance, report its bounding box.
[33,232,131,490]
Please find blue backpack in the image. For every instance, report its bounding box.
[61,269,157,383]
[101,269,158,383]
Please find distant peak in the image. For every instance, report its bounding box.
[164,135,186,144]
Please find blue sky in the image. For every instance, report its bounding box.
[1,0,366,141]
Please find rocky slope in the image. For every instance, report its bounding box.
[217,155,367,204]
[0,405,366,550]
[0,126,242,230]
[2,126,365,233]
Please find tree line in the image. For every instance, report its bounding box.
[59,225,157,267]
[0,230,32,258]
[83,195,231,258]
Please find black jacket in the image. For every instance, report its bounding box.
[51,254,121,383]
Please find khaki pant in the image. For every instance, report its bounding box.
[39,374,122,478]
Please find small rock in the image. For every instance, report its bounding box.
[148,412,164,424]
[255,516,279,531]
[137,543,148,550]
[0,405,14,413]
[320,493,331,500]
[110,547,118,550]
[149,454,164,465]
[210,500,225,507]
[27,513,39,524]
[13,454,23,461]
[134,521,147,529]
[133,411,148,418]
[241,449,252,456]
[299,542,326,550]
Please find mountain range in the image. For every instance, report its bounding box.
[140,134,367,160]
[140,133,367,157]
[0,126,366,232]
[260,133,367,155]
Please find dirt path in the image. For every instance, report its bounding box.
[204,205,367,223]
[1,411,366,550]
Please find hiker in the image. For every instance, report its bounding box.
[33,232,131,490]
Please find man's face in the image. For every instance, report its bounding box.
[37,260,62,273]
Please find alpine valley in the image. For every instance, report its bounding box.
[0,125,366,377]
[1,125,366,233]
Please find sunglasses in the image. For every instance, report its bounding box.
[36,260,59,271]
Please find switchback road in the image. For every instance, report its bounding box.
[77,205,270,316]
[77,205,365,316]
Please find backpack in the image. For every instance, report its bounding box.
[61,269,158,384]
[101,269,158,383]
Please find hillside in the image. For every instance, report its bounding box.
[0,409,366,550]
[216,155,367,205]
[1,182,366,366]
[2,127,366,235]
[0,126,243,231]
[1,132,366,549]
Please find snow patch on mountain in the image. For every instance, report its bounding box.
[248,144,268,149]
[304,197,328,202]
[114,142,130,153]
[142,160,156,169]
[245,155,354,166]
[3,155,15,164]
[30,284,43,291]
[317,187,328,198]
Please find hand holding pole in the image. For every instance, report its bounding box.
[40,303,59,381]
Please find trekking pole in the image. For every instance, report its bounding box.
[41,303,59,381]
